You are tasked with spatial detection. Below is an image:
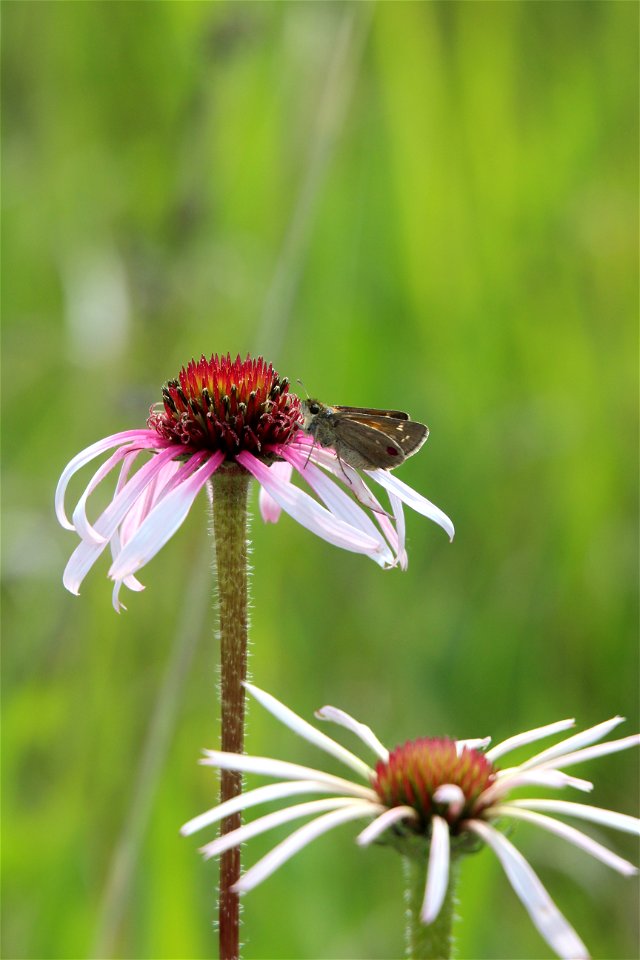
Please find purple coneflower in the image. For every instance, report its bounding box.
[182,683,640,960]
[56,353,453,611]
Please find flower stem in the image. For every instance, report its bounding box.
[210,466,251,960]
[403,853,458,960]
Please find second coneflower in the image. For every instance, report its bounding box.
[55,352,453,960]
[183,683,640,960]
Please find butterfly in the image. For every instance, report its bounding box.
[299,399,429,471]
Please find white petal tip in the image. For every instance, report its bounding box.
[421,907,439,925]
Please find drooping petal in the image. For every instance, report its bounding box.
[489,805,638,876]
[233,801,384,894]
[116,458,182,550]
[314,705,389,761]
[199,749,379,800]
[388,490,407,569]
[181,779,350,837]
[486,718,576,762]
[289,442,406,565]
[55,430,161,529]
[245,683,374,780]
[356,804,417,846]
[258,461,293,523]
[108,452,224,581]
[62,446,182,595]
[465,819,590,960]
[72,446,139,544]
[279,447,396,566]
[236,451,390,565]
[366,468,455,542]
[506,798,640,835]
[111,574,145,613]
[199,797,365,861]
[421,815,451,924]
[107,452,159,610]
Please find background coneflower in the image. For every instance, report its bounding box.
[184,684,639,960]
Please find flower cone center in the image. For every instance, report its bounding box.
[373,737,496,828]
[148,353,301,456]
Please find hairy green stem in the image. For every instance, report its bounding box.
[210,467,251,960]
[403,853,459,960]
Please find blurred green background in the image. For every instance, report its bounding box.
[2,2,638,958]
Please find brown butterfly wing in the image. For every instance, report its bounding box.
[332,418,406,468]
[337,414,428,456]
[392,419,430,457]
[333,406,410,420]
[331,418,427,469]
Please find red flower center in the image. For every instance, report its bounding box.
[148,353,301,457]
[373,737,496,829]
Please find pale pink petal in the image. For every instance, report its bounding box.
[236,451,389,564]
[299,446,385,510]
[422,815,451,924]
[115,457,198,552]
[281,447,382,538]
[518,717,626,771]
[290,442,406,562]
[314,705,389,761]
[258,461,293,523]
[506,798,640,835]
[72,447,138,544]
[123,451,209,542]
[181,779,348,837]
[356,805,417,846]
[280,448,395,566]
[199,750,379,801]
[143,455,203,505]
[116,467,167,549]
[489,805,637,876]
[302,444,394,515]
[108,454,157,610]
[108,452,224,581]
[282,437,446,566]
[388,491,407,569]
[465,820,590,960]
[245,683,374,780]
[486,719,576,763]
[62,446,182,594]
[111,575,144,613]
[199,797,366,861]
[280,439,404,546]
[233,801,383,894]
[55,429,159,529]
[366,469,455,542]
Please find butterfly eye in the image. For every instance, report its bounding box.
[309,403,320,415]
